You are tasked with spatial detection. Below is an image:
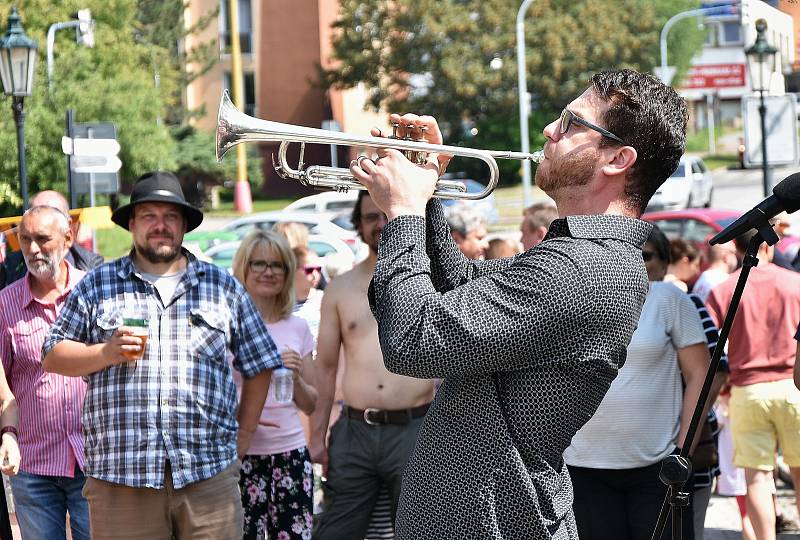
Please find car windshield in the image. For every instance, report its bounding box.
[670,164,686,178]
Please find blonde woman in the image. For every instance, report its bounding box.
[232,230,318,540]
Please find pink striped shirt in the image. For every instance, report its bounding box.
[0,262,87,477]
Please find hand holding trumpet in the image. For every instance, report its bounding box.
[350,113,453,220]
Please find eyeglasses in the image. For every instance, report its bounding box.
[301,265,321,276]
[642,251,656,262]
[559,109,625,145]
[248,259,286,275]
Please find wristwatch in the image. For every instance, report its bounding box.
[0,426,18,438]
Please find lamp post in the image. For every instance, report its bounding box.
[745,18,778,198]
[0,7,38,210]
[516,0,536,208]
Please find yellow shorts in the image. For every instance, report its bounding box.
[730,379,800,471]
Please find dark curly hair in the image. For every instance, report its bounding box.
[590,69,688,214]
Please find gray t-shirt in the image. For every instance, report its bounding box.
[138,268,186,306]
[564,280,706,469]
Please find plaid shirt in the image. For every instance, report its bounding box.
[42,250,280,489]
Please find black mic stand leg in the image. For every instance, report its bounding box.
[650,226,778,540]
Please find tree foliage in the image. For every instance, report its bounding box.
[0,0,174,213]
[0,0,241,215]
[321,0,705,184]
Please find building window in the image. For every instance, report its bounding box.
[720,21,742,45]
[224,72,256,117]
[219,0,252,54]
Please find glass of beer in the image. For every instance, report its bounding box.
[122,317,148,362]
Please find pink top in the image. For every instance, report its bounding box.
[235,315,314,456]
[706,262,800,387]
[0,262,87,477]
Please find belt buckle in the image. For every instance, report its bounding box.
[363,407,381,425]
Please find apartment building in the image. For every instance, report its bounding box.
[183,0,386,197]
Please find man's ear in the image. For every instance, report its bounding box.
[64,226,74,249]
[601,146,638,178]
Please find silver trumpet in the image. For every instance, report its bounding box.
[216,90,544,200]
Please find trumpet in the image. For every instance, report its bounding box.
[216,91,544,200]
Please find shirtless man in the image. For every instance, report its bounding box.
[310,191,435,539]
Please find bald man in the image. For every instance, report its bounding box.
[1,191,104,289]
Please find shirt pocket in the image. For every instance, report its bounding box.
[93,310,122,343]
[190,309,227,360]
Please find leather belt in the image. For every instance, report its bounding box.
[345,403,431,426]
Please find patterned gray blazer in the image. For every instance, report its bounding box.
[368,201,652,539]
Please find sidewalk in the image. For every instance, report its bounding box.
[705,480,799,539]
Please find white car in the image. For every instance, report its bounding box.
[284,192,359,215]
[647,156,713,212]
[222,210,362,254]
[203,234,356,278]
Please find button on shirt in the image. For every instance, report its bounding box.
[368,201,652,540]
[42,250,281,489]
[0,262,86,477]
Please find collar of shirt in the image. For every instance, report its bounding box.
[546,215,652,247]
[116,247,205,287]
[20,259,83,309]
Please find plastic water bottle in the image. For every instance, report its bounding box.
[272,367,294,403]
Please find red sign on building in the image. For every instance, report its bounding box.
[681,64,746,89]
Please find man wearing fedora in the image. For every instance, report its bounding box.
[42,171,281,539]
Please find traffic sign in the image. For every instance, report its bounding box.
[66,122,120,195]
[61,136,120,157]
[742,94,799,168]
[71,155,122,174]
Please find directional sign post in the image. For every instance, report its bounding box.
[62,121,121,205]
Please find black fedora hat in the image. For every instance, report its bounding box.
[111,171,203,232]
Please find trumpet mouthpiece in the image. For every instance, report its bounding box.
[531,150,545,164]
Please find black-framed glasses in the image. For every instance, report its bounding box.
[560,109,625,145]
[642,251,656,262]
[248,259,287,275]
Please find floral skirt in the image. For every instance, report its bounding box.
[240,447,314,540]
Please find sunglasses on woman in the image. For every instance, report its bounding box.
[301,265,321,276]
[559,109,626,145]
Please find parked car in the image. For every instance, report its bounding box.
[203,234,356,278]
[284,191,359,215]
[646,156,714,212]
[222,210,363,255]
[642,208,800,268]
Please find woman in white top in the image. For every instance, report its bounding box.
[564,225,709,540]
[232,230,318,540]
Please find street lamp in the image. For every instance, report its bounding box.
[0,7,37,210]
[745,18,778,197]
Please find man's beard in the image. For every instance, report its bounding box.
[535,148,598,192]
[136,238,182,264]
[24,248,66,281]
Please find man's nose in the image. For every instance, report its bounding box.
[542,118,560,141]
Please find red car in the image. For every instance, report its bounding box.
[642,208,800,267]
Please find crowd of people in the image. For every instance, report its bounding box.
[0,66,799,540]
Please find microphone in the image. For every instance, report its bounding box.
[710,172,800,245]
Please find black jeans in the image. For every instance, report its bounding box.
[568,462,694,540]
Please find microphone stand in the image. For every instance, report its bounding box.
[650,225,779,540]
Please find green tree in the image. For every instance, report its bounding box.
[321,0,705,184]
[135,0,219,125]
[0,0,175,214]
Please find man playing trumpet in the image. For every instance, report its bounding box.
[350,68,688,539]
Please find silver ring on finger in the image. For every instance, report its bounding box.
[357,155,371,168]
